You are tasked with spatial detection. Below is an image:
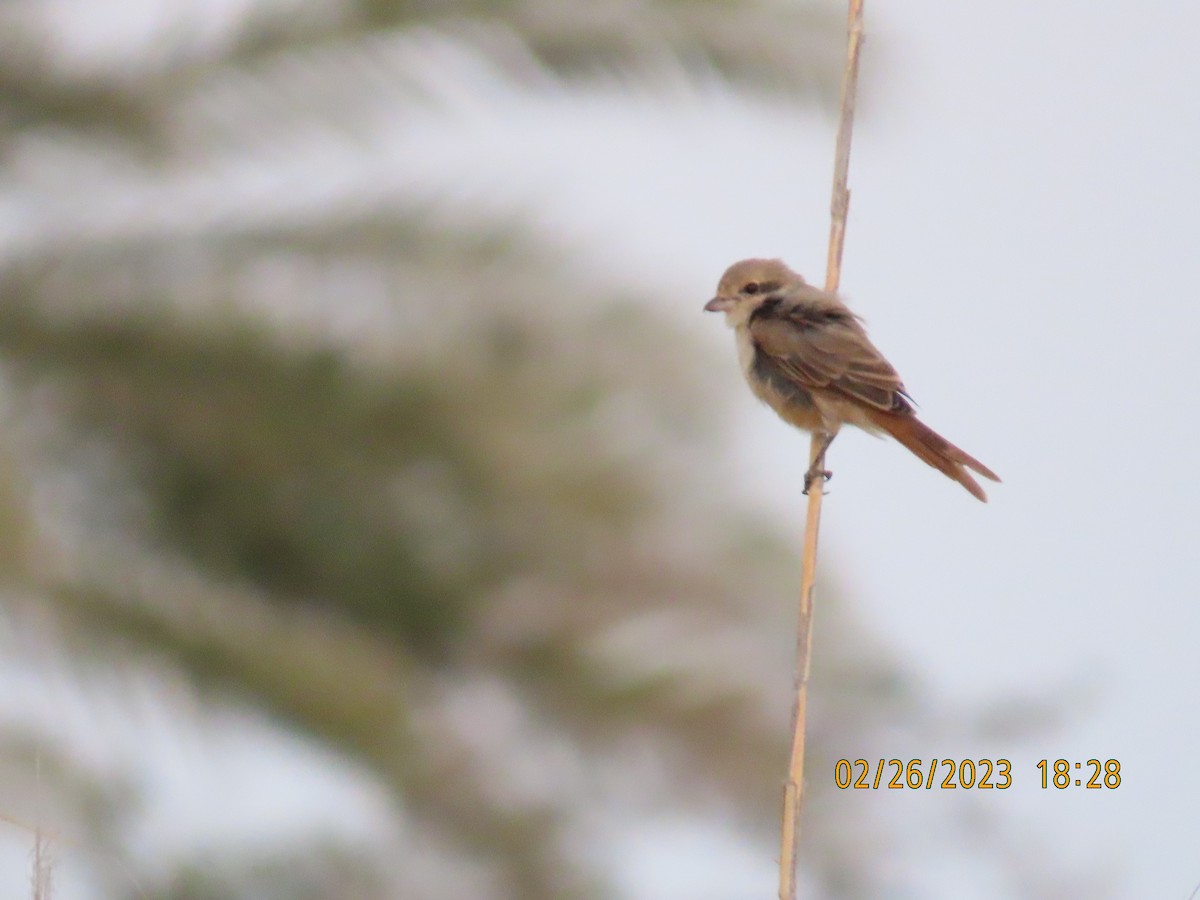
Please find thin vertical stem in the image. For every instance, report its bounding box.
[31,753,52,900]
[777,2,865,898]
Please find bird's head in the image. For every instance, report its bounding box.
[704,258,805,322]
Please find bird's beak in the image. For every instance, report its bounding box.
[704,296,733,313]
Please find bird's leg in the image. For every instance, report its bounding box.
[803,431,836,495]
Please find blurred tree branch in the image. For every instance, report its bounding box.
[0,2,1063,898]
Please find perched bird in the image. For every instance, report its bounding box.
[704,258,999,501]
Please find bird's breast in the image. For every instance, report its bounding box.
[735,328,822,431]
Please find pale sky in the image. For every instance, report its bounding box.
[411,2,1200,895]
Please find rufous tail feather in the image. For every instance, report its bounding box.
[867,410,1000,502]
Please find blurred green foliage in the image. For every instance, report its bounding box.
[0,2,1053,898]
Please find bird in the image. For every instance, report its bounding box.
[704,258,999,501]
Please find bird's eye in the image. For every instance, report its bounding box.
[743,282,760,295]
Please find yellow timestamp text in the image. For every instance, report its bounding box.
[1036,758,1121,789]
[833,758,1012,790]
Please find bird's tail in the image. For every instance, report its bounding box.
[867,410,1000,502]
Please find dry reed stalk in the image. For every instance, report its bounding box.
[777,2,865,898]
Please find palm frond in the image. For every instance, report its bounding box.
[228,0,844,90]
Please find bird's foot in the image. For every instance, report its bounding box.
[803,467,833,495]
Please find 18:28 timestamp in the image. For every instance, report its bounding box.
[1037,759,1121,789]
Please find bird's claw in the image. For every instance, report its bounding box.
[802,468,833,495]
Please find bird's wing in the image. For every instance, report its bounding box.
[748,295,912,412]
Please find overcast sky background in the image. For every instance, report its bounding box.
[2,1,1198,898]
[406,2,1199,895]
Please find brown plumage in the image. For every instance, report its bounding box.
[704,258,999,501]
